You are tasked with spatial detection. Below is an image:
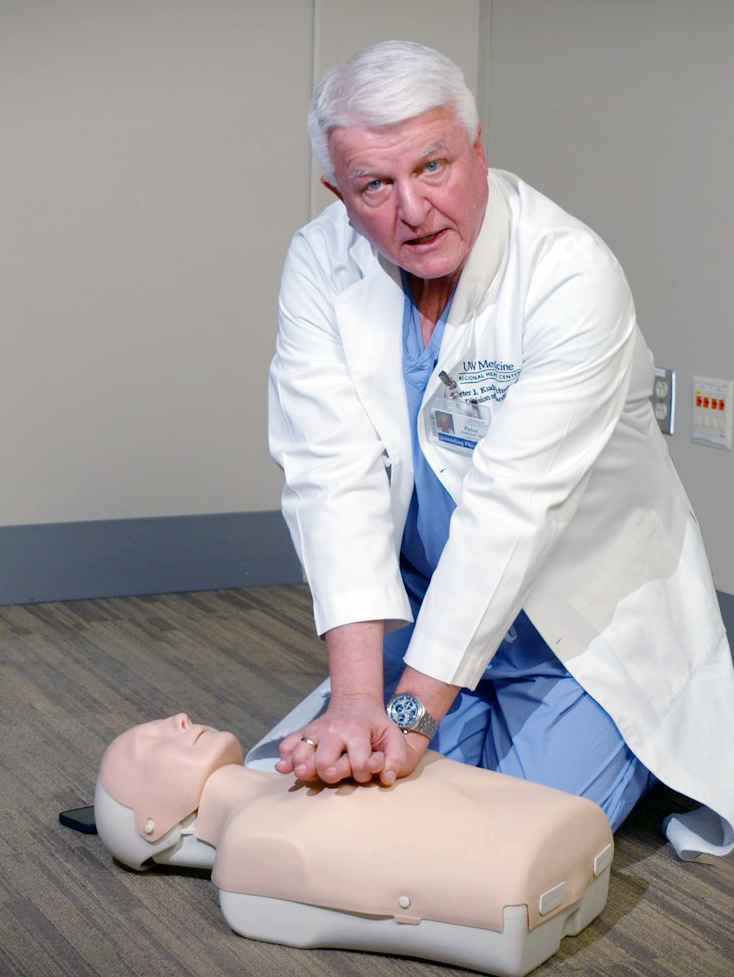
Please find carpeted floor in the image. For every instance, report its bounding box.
[0,584,732,977]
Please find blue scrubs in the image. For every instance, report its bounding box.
[385,280,654,832]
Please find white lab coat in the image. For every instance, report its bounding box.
[269,170,734,856]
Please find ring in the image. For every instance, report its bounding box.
[300,736,318,749]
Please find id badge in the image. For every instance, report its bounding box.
[428,398,491,454]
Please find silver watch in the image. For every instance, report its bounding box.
[386,692,439,739]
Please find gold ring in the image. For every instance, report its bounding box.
[300,736,318,749]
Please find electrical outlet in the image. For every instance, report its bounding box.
[651,367,675,435]
[692,376,733,451]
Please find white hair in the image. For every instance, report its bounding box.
[308,40,479,185]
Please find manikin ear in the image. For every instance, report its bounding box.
[321,175,344,201]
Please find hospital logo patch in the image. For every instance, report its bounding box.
[457,359,521,403]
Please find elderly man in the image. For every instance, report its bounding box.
[268,41,734,853]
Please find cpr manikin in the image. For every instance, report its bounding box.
[96,715,614,977]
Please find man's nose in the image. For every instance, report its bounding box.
[396,181,430,227]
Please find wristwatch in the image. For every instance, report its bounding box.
[386,692,439,739]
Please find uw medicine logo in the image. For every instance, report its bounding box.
[457,359,522,403]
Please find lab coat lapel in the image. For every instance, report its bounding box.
[422,171,512,408]
[416,172,513,497]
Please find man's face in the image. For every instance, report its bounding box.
[324,104,488,284]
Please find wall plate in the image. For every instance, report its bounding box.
[651,367,675,436]
[692,376,733,451]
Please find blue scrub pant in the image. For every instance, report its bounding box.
[384,586,655,833]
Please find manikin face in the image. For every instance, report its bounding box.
[99,713,243,841]
[125,713,237,770]
[324,104,489,286]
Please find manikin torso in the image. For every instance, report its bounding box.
[95,716,613,977]
[193,755,610,933]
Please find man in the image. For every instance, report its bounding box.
[268,41,734,854]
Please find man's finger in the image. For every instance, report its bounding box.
[345,740,379,783]
[276,729,322,780]
[317,753,353,784]
[278,729,310,760]
[377,726,411,785]
[292,750,318,781]
[364,750,386,774]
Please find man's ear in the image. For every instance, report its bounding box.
[472,122,486,162]
[321,175,344,201]
[473,125,487,168]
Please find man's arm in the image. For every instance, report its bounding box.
[271,228,422,785]
[270,230,411,637]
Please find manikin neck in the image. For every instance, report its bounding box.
[195,765,273,848]
[151,764,274,869]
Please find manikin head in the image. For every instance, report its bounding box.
[96,714,243,867]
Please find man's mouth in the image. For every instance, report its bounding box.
[406,230,444,246]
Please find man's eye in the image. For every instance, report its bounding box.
[362,179,383,193]
[423,160,442,173]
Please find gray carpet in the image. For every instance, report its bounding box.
[1,584,732,977]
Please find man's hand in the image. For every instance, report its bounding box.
[273,621,457,787]
[275,692,428,786]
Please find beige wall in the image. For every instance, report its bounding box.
[0,0,314,522]
[2,0,732,595]
[0,0,484,525]
[485,0,734,593]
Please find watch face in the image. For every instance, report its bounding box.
[389,693,422,728]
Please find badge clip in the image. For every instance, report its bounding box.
[438,370,458,398]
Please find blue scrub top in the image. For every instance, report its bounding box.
[399,274,456,597]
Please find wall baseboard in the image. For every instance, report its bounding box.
[0,511,303,606]
[1,514,733,647]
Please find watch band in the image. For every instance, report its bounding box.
[411,710,440,739]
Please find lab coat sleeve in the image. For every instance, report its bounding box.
[404,244,638,688]
[268,231,411,635]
